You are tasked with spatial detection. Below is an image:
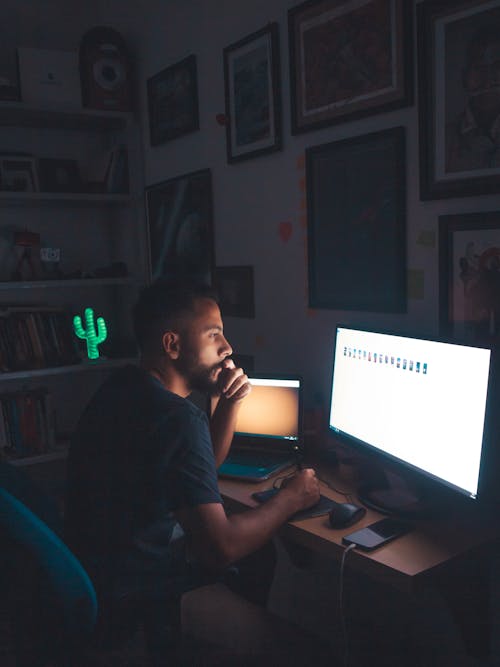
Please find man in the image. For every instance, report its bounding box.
[64,280,319,646]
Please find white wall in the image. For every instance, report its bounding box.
[98,0,500,408]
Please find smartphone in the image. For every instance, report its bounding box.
[342,517,411,551]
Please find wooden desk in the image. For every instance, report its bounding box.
[219,462,499,658]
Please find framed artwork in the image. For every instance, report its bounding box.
[38,158,81,193]
[223,23,282,162]
[418,0,500,200]
[288,0,413,135]
[306,127,406,312]
[214,266,255,317]
[0,156,38,192]
[145,168,214,284]
[0,49,20,101]
[147,54,199,146]
[231,354,254,374]
[439,212,500,345]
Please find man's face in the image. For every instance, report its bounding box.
[175,298,232,394]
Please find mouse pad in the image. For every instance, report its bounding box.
[290,494,338,521]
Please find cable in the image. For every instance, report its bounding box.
[339,543,356,667]
[316,474,353,502]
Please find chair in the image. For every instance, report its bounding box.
[0,486,97,667]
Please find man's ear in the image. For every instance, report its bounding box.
[162,331,181,359]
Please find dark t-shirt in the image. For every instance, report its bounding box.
[64,365,222,593]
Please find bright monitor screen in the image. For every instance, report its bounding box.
[234,377,301,441]
[329,326,491,500]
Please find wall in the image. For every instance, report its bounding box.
[95,0,500,414]
[3,0,499,407]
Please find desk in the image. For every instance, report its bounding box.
[219,461,499,659]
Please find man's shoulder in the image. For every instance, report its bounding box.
[161,392,208,425]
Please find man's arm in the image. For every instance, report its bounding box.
[175,468,320,571]
[209,359,251,467]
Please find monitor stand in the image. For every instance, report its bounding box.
[357,468,432,518]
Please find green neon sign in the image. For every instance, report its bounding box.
[73,307,107,360]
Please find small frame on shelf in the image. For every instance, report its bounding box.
[223,22,282,162]
[0,49,20,101]
[418,0,500,199]
[38,158,81,193]
[439,211,500,345]
[214,266,255,318]
[0,155,38,192]
[147,54,199,146]
[288,0,413,134]
[146,168,214,284]
[306,126,406,312]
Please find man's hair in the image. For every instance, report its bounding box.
[133,279,218,355]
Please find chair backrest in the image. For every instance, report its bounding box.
[0,461,63,534]
[0,486,98,657]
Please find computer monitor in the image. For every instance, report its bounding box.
[328,325,492,516]
[234,377,301,445]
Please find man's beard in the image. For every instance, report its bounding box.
[175,350,222,395]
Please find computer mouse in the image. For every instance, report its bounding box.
[328,502,366,529]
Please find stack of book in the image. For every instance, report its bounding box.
[0,388,56,459]
[0,306,80,372]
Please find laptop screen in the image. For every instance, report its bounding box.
[234,377,301,442]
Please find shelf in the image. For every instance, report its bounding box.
[9,449,68,467]
[0,191,132,206]
[0,277,135,290]
[0,102,131,130]
[0,357,137,382]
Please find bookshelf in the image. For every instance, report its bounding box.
[0,103,146,465]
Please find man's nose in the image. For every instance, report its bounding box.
[220,336,232,357]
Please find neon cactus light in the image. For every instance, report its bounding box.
[73,307,107,360]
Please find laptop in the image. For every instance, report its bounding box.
[217,375,302,482]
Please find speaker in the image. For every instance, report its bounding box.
[79,26,132,111]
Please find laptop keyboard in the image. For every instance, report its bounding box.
[224,450,291,467]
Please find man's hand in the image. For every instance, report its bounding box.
[210,359,251,466]
[280,468,320,512]
[217,358,251,403]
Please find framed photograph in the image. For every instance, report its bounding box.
[439,212,500,345]
[214,266,255,318]
[0,156,38,192]
[306,127,406,312]
[147,54,199,146]
[288,0,413,135]
[38,158,81,193]
[146,168,214,283]
[0,49,20,101]
[418,0,500,199]
[223,23,282,162]
[231,354,254,374]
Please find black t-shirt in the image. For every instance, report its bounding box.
[65,365,222,590]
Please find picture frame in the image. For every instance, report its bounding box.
[306,127,406,312]
[231,354,255,374]
[38,158,81,193]
[145,168,214,284]
[418,0,500,200]
[147,54,199,146]
[223,22,282,163]
[0,156,38,192]
[288,0,413,135]
[0,49,20,101]
[214,266,255,318]
[439,211,500,345]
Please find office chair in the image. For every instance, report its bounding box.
[0,486,97,667]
